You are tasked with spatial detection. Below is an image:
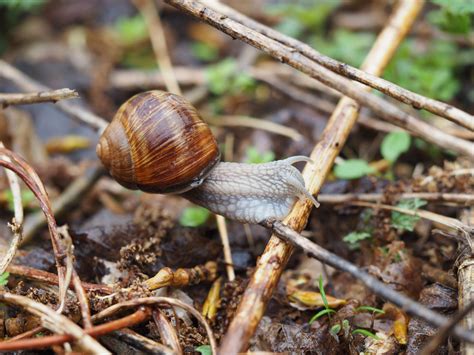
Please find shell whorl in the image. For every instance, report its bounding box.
[97,91,220,193]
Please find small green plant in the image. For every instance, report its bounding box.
[352,328,380,340]
[195,344,212,355]
[428,0,474,34]
[4,189,35,211]
[0,272,10,286]
[381,131,411,163]
[309,276,336,324]
[114,15,148,46]
[334,159,375,180]
[244,146,275,164]
[391,198,427,232]
[179,207,210,227]
[191,41,219,62]
[205,58,255,95]
[356,306,385,315]
[343,231,372,250]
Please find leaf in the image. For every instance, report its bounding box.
[352,328,381,340]
[343,231,371,249]
[381,132,411,162]
[205,58,255,95]
[334,159,375,180]
[191,41,219,62]
[288,289,346,309]
[179,207,210,227]
[114,15,148,45]
[356,306,385,314]
[309,308,336,324]
[196,344,212,355]
[391,198,428,232]
[318,275,329,310]
[0,272,10,286]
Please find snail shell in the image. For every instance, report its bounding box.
[97,91,220,193]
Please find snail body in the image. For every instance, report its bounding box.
[97,91,318,224]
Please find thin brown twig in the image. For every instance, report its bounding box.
[203,0,474,131]
[166,0,474,158]
[0,292,110,353]
[0,142,24,275]
[318,192,474,205]
[260,218,474,344]
[6,264,112,293]
[92,297,217,354]
[0,60,108,132]
[0,308,150,351]
[134,0,182,95]
[174,0,426,352]
[153,309,183,354]
[0,88,78,106]
[216,215,235,281]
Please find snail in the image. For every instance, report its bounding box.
[96,91,319,224]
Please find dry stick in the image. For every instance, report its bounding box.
[0,88,78,106]
[0,143,24,275]
[166,0,474,158]
[169,0,425,351]
[0,308,150,351]
[318,192,474,205]
[260,219,474,344]
[0,60,108,132]
[216,215,235,281]
[92,297,217,354]
[0,292,110,354]
[458,208,474,355]
[153,309,183,354]
[135,0,182,95]
[110,328,174,354]
[204,0,474,132]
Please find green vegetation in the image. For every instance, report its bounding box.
[205,58,255,95]
[429,0,474,34]
[309,276,335,323]
[0,272,10,287]
[343,231,372,250]
[195,344,212,355]
[179,207,210,227]
[334,159,375,180]
[381,131,411,163]
[191,41,219,62]
[391,198,428,232]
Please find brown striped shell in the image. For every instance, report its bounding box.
[96,91,220,193]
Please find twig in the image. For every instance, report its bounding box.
[153,309,183,354]
[185,0,425,351]
[6,264,112,293]
[134,0,182,95]
[92,297,217,354]
[421,300,474,355]
[318,192,474,206]
[0,292,110,353]
[0,308,150,351]
[166,0,474,158]
[22,165,104,245]
[216,215,235,281]
[0,60,108,132]
[203,0,474,131]
[458,208,474,355]
[0,88,78,106]
[109,328,174,354]
[207,115,303,141]
[0,142,24,275]
[260,219,474,344]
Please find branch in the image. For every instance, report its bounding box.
[165,0,474,158]
[0,60,108,132]
[318,192,474,205]
[203,0,474,132]
[261,219,474,345]
[0,88,78,106]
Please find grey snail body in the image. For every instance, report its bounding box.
[97,91,318,224]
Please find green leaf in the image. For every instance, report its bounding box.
[205,58,255,95]
[428,9,471,34]
[0,272,10,286]
[309,308,336,324]
[5,189,35,211]
[391,198,428,232]
[381,131,411,162]
[244,146,275,164]
[179,207,210,227]
[352,328,381,340]
[334,159,375,180]
[114,15,148,46]
[196,344,212,355]
[431,0,474,15]
[330,323,341,335]
[191,42,219,62]
[318,275,329,310]
[356,306,385,314]
[343,231,371,250]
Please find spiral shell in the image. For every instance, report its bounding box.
[97,91,220,193]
